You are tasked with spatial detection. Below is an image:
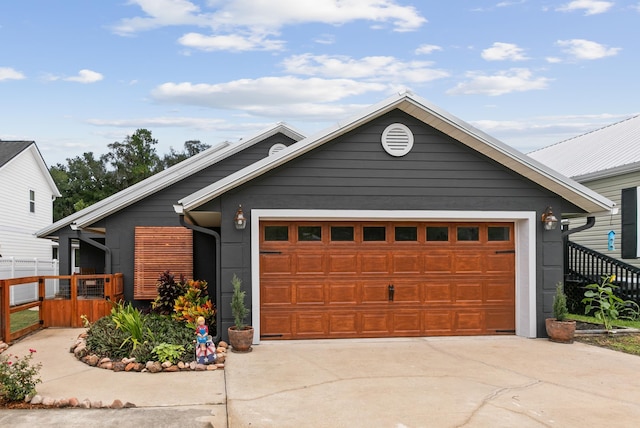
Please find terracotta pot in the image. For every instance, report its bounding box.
[545,318,576,344]
[228,326,254,352]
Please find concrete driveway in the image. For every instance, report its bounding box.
[226,336,640,427]
[3,330,640,427]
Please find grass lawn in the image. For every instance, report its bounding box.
[568,313,640,356]
[9,309,40,333]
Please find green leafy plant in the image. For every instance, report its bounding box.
[111,300,153,350]
[231,274,250,330]
[152,271,187,315]
[582,275,640,331]
[553,282,569,321]
[173,279,216,329]
[0,349,42,401]
[152,343,185,364]
[86,313,195,363]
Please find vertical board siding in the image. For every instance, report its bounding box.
[134,227,193,299]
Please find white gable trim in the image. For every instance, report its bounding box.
[180,92,614,215]
[250,209,537,344]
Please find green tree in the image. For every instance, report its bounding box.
[50,130,211,221]
[103,129,161,192]
[52,152,110,220]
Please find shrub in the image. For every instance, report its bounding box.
[231,274,250,330]
[86,313,194,363]
[553,283,569,321]
[152,271,187,315]
[0,349,42,401]
[173,279,216,329]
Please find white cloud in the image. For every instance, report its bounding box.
[150,76,387,117]
[281,54,449,83]
[481,42,528,61]
[113,0,427,51]
[111,0,208,35]
[447,68,550,96]
[0,67,25,81]
[86,116,227,130]
[64,69,104,84]
[556,39,621,60]
[178,32,284,51]
[556,0,614,15]
[415,44,442,55]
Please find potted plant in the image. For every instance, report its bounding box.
[227,274,254,352]
[545,282,576,343]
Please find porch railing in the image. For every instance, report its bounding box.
[0,274,124,344]
[566,241,640,303]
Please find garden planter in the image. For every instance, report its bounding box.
[228,326,254,352]
[546,318,576,343]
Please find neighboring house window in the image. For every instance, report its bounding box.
[29,190,35,213]
[621,187,639,259]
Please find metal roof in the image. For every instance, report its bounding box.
[36,123,305,238]
[528,114,640,181]
[177,91,614,215]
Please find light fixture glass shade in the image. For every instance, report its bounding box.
[541,207,558,231]
[234,205,247,230]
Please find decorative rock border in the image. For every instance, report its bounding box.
[2,333,227,409]
[70,332,227,373]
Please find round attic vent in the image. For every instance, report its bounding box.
[381,123,414,157]
[268,143,287,156]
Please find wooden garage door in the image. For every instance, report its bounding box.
[260,221,515,339]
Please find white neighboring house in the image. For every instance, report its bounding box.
[528,114,640,268]
[0,140,61,304]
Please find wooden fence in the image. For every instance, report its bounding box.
[0,274,124,344]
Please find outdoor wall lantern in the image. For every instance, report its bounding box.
[234,205,247,230]
[541,206,559,231]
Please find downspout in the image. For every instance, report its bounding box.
[71,225,112,274]
[176,211,222,343]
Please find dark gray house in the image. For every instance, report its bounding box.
[38,92,614,341]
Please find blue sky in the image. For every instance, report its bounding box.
[1,0,638,167]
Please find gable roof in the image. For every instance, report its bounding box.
[0,140,61,197]
[0,140,32,168]
[528,114,640,181]
[177,92,614,215]
[36,123,305,238]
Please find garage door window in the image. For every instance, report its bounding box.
[427,226,448,241]
[363,226,386,241]
[265,225,289,241]
[395,226,417,241]
[457,226,479,241]
[298,226,322,241]
[488,226,510,241]
[331,226,354,241]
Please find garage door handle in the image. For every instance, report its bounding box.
[388,284,395,301]
[495,250,515,254]
[260,251,282,254]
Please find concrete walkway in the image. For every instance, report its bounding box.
[3,329,640,427]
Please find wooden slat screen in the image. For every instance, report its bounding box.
[134,226,193,299]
